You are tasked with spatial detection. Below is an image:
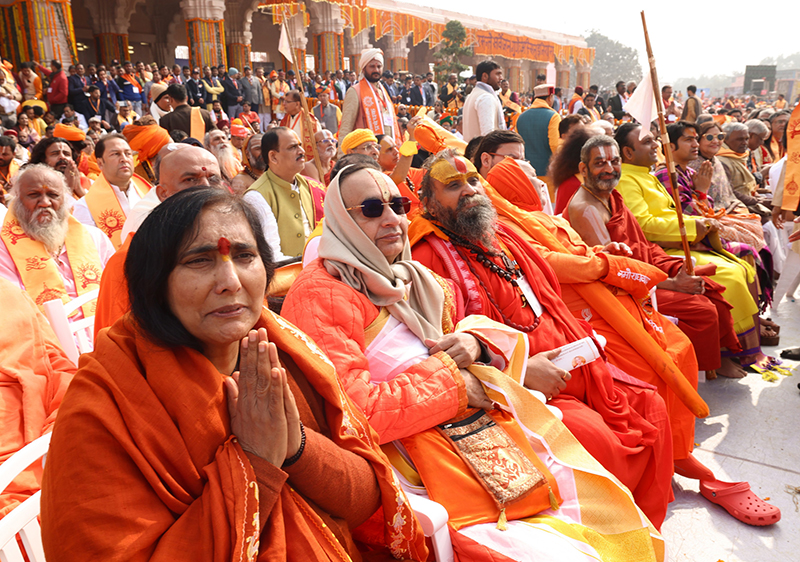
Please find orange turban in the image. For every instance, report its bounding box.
[53,123,86,142]
[485,157,543,212]
[122,123,171,164]
[414,114,467,155]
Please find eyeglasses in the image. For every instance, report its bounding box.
[703,133,726,142]
[355,143,380,152]
[487,152,528,163]
[346,197,411,218]
[317,138,337,145]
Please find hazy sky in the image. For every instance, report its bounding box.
[417,1,797,83]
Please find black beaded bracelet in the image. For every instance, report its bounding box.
[282,421,306,468]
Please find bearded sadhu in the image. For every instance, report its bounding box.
[0,164,114,344]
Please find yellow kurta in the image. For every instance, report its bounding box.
[616,163,757,334]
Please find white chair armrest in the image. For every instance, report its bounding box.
[405,492,449,536]
[0,433,52,493]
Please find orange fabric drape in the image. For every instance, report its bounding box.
[484,162,709,419]
[42,308,429,561]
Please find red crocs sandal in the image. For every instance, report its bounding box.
[700,480,781,526]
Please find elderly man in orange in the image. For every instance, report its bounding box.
[73,133,152,249]
[0,164,113,333]
[0,279,75,520]
[281,159,667,560]
[40,187,428,561]
[408,150,675,529]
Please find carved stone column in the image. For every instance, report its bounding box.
[308,2,344,73]
[344,28,372,73]
[555,61,571,90]
[0,0,77,66]
[385,34,409,73]
[180,0,227,69]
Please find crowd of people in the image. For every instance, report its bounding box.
[1,47,798,561]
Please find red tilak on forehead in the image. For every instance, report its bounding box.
[201,166,207,171]
[218,237,231,256]
[453,157,468,174]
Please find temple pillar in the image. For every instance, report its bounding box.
[555,61,571,90]
[576,63,592,91]
[344,28,372,73]
[83,0,131,66]
[0,0,77,66]
[226,30,251,70]
[529,61,548,89]
[180,0,227,69]
[506,59,522,93]
[224,0,251,70]
[385,34,410,73]
[309,2,344,73]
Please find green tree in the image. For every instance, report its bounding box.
[433,20,472,83]
[584,30,642,91]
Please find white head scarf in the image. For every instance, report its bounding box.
[319,165,445,342]
[359,49,384,76]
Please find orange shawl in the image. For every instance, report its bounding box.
[0,280,75,519]
[782,103,800,211]
[357,80,403,147]
[483,162,708,418]
[41,308,428,561]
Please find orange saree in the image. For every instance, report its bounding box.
[41,308,427,561]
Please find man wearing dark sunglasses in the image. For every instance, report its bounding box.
[243,127,326,261]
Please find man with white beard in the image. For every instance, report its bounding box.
[0,164,114,326]
[204,128,242,186]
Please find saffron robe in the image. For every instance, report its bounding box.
[40,308,429,561]
[410,218,674,529]
[282,261,666,561]
[497,207,700,461]
[603,189,741,370]
[0,280,75,519]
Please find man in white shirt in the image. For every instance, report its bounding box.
[243,127,321,261]
[60,104,88,132]
[73,134,151,249]
[461,60,506,142]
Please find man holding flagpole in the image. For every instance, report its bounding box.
[338,49,404,158]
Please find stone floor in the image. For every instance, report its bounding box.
[661,290,800,562]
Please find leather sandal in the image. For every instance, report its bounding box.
[699,480,781,526]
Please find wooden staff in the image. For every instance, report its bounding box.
[282,19,325,181]
[641,11,694,274]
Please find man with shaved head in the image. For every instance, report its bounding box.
[93,146,223,334]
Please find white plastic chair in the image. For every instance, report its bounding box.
[405,492,454,562]
[42,288,99,366]
[0,433,51,562]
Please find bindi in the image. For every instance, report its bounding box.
[218,237,232,261]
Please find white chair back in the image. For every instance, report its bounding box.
[0,433,51,562]
[43,288,99,366]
